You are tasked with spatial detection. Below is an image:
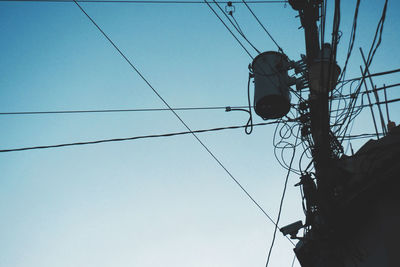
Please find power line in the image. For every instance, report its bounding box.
[212,0,261,54]
[332,82,400,100]
[0,119,296,246]
[204,0,254,58]
[265,127,299,267]
[0,105,250,116]
[72,0,291,237]
[340,133,385,141]
[339,67,400,83]
[1,0,287,4]
[335,0,389,140]
[241,0,283,52]
[0,121,280,153]
[330,98,400,115]
[337,0,360,82]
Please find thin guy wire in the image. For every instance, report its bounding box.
[72,0,291,240]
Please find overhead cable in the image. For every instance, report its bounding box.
[72,0,292,238]
[265,127,300,267]
[1,0,287,3]
[339,67,400,83]
[338,0,360,82]
[241,0,283,52]
[335,0,389,140]
[332,82,400,100]
[0,105,250,116]
[331,97,400,112]
[204,0,254,58]
[360,48,387,135]
[0,121,281,153]
[213,0,261,54]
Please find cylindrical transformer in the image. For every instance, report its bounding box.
[252,51,292,120]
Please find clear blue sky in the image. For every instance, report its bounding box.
[0,1,399,266]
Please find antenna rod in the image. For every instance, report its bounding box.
[359,48,387,135]
[360,66,380,139]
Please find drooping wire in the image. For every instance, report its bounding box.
[265,126,300,267]
[246,73,254,134]
[223,74,253,134]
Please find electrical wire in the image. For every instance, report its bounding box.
[72,0,293,238]
[230,12,244,35]
[0,121,282,153]
[330,97,400,113]
[332,82,400,100]
[0,105,251,116]
[241,0,283,52]
[1,0,288,3]
[333,0,389,141]
[339,68,400,84]
[359,66,380,139]
[291,255,296,267]
[204,0,254,58]
[212,0,261,54]
[265,126,300,267]
[245,73,254,134]
[226,74,254,134]
[359,48,387,135]
[337,0,360,82]
[327,0,341,116]
[319,0,326,46]
[340,132,386,140]
[383,84,390,123]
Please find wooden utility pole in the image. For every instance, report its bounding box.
[290,0,333,202]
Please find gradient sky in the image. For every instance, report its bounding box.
[0,1,399,266]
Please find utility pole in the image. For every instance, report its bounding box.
[289,0,336,208]
[279,2,400,267]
